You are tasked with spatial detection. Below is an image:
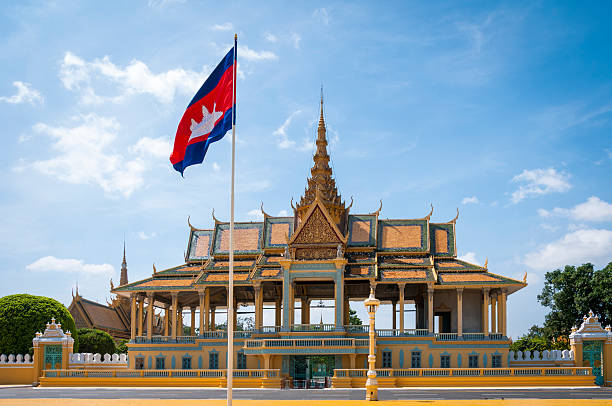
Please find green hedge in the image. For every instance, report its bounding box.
[76,328,116,354]
[0,294,78,354]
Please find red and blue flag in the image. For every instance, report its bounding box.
[170,47,236,175]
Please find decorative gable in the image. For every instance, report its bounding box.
[291,205,343,245]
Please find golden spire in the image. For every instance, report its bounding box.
[296,89,345,225]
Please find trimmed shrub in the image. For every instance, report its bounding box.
[77,328,116,355]
[0,294,78,354]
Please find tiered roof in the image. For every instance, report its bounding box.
[113,95,525,296]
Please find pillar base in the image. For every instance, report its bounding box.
[366,373,378,401]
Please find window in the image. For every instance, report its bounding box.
[440,355,450,368]
[209,352,219,369]
[491,355,502,368]
[135,357,144,370]
[411,352,421,368]
[237,352,247,369]
[468,355,479,368]
[155,357,165,370]
[182,357,191,369]
[382,351,392,368]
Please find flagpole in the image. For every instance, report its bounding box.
[227,33,237,406]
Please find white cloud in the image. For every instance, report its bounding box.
[540,223,560,232]
[247,209,264,220]
[277,209,289,217]
[60,51,207,105]
[28,114,163,197]
[212,162,221,172]
[26,256,114,275]
[264,33,277,42]
[211,22,233,31]
[459,252,481,265]
[314,8,330,25]
[524,228,612,271]
[462,196,479,205]
[0,81,43,105]
[538,196,612,222]
[510,168,571,203]
[239,45,278,62]
[291,33,301,49]
[274,110,302,149]
[147,0,185,9]
[129,136,172,158]
[137,231,157,240]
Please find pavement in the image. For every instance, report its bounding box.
[0,386,611,404]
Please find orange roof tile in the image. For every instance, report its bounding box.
[269,223,290,245]
[440,273,498,282]
[206,273,249,282]
[435,229,448,253]
[138,278,194,287]
[194,235,210,257]
[351,220,371,243]
[381,225,421,248]
[218,228,260,251]
[384,270,427,279]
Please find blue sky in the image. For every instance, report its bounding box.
[1,1,611,338]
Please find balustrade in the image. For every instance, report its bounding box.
[42,369,280,379]
[332,367,591,378]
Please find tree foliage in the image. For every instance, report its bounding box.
[348,309,362,325]
[77,328,116,355]
[510,325,569,352]
[115,339,129,354]
[0,294,78,355]
[537,262,612,340]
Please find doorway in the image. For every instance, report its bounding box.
[291,355,335,388]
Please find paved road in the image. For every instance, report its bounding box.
[0,387,611,400]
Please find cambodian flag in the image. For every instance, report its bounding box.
[170,47,236,175]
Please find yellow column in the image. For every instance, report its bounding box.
[427,287,434,334]
[491,293,497,334]
[190,306,196,335]
[457,288,463,337]
[300,297,308,325]
[343,297,350,326]
[163,305,169,336]
[146,292,154,339]
[177,306,183,336]
[399,283,405,333]
[500,289,507,336]
[482,288,490,336]
[137,295,144,336]
[204,288,210,331]
[254,284,262,329]
[171,292,178,340]
[199,290,206,334]
[289,282,295,326]
[350,354,356,369]
[275,298,281,327]
[130,294,137,340]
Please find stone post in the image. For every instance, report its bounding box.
[457,287,463,337]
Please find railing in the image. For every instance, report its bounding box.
[376,329,429,337]
[435,333,458,341]
[462,333,485,340]
[260,326,281,334]
[344,325,369,333]
[133,331,252,343]
[42,369,280,379]
[244,338,369,349]
[333,367,591,378]
[290,324,336,332]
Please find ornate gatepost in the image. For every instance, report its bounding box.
[569,310,612,386]
[31,318,74,385]
[364,286,380,401]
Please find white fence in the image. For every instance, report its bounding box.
[0,354,33,364]
[70,353,127,365]
[508,349,573,362]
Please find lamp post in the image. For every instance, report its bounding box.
[364,286,380,401]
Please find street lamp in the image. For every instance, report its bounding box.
[364,286,380,401]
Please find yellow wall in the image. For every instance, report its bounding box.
[0,365,34,385]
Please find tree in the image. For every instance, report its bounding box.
[0,294,78,355]
[348,308,362,325]
[77,328,116,355]
[115,339,129,354]
[509,325,569,352]
[537,262,612,340]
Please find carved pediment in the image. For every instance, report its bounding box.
[292,206,342,245]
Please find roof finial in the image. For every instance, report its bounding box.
[318,84,325,132]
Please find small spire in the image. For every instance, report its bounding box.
[120,240,128,286]
[319,85,324,128]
